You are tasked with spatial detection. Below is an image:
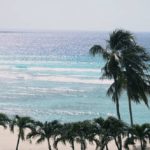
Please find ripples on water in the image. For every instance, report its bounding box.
[0,31,149,123]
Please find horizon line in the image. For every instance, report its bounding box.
[0,29,150,33]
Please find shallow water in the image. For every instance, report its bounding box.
[0,31,149,123]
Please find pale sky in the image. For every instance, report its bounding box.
[0,0,150,31]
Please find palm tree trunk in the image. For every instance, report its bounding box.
[114,78,122,150]
[114,77,121,120]
[140,139,143,150]
[114,138,119,150]
[47,138,51,150]
[16,131,21,150]
[71,140,75,150]
[114,137,122,150]
[81,143,84,150]
[105,144,109,150]
[81,140,85,150]
[128,98,133,126]
[116,98,121,120]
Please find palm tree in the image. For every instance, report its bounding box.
[90,30,134,150]
[93,117,113,150]
[102,116,127,150]
[73,122,87,150]
[121,44,150,126]
[83,121,101,150]
[54,123,77,150]
[27,120,61,150]
[0,113,10,128]
[109,35,150,126]
[90,29,150,127]
[10,115,34,150]
[90,30,134,120]
[125,123,150,150]
[73,120,93,150]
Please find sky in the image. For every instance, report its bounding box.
[0,0,150,32]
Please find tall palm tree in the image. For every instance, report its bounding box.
[0,113,10,128]
[109,36,150,126]
[90,30,134,120]
[10,115,34,150]
[90,30,135,150]
[121,44,150,126]
[27,120,61,150]
[90,46,122,120]
[90,29,150,127]
[125,123,150,150]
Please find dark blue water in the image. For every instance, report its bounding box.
[0,31,149,124]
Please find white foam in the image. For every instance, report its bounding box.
[0,70,112,85]
[27,87,85,94]
[35,75,113,84]
[44,110,102,116]
[28,67,100,73]
[0,70,31,80]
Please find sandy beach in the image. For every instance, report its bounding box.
[0,127,149,150]
[0,127,94,150]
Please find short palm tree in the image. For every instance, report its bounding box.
[73,120,92,150]
[125,123,150,150]
[54,123,77,150]
[102,116,127,150]
[27,120,61,150]
[93,117,110,150]
[10,115,34,150]
[0,113,10,128]
[83,121,100,150]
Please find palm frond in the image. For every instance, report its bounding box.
[108,29,135,50]
[90,45,110,59]
[36,136,45,144]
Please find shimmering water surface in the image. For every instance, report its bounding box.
[0,31,149,123]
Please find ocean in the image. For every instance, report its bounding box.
[0,31,149,124]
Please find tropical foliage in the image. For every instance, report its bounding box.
[0,113,10,128]
[0,113,149,150]
[27,120,61,150]
[90,29,150,127]
[9,115,34,150]
[125,124,150,150]
[54,122,77,150]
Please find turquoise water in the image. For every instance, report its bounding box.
[0,31,149,124]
